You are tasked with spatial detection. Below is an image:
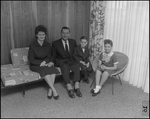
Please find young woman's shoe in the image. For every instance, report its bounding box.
[92,90,100,96]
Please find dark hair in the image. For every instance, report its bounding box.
[104,39,113,47]
[35,25,47,38]
[61,26,70,33]
[80,36,88,41]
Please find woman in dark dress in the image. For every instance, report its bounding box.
[28,25,60,100]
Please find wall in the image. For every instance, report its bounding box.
[1,1,90,65]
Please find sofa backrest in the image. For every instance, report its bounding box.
[11,47,29,66]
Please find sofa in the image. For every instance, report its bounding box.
[1,47,61,95]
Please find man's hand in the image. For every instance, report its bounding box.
[47,62,54,67]
[40,61,46,67]
[80,61,86,66]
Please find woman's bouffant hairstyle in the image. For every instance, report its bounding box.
[80,36,88,41]
[104,39,113,47]
[35,25,47,38]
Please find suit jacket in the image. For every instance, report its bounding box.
[51,38,77,67]
[73,45,90,63]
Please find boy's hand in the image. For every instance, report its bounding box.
[86,62,89,68]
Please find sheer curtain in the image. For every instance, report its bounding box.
[104,1,149,93]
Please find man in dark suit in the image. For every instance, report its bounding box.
[51,26,82,98]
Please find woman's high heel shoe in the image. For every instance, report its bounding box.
[52,91,59,100]
[53,95,59,100]
[47,95,52,99]
[47,89,52,99]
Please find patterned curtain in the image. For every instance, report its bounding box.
[89,1,106,70]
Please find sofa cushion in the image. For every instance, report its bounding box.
[1,64,40,86]
[11,47,29,66]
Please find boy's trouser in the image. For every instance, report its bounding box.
[80,63,93,80]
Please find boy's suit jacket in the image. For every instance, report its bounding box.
[51,38,77,67]
[73,45,90,63]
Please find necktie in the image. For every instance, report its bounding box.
[64,40,69,55]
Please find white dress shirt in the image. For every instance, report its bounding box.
[82,48,85,53]
[62,39,70,51]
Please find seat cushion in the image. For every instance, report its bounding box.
[1,64,40,87]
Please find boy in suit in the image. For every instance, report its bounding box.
[51,26,82,98]
[73,36,93,84]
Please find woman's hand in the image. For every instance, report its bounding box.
[47,62,54,67]
[40,61,46,67]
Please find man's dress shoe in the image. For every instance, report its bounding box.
[68,89,75,98]
[74,88,82,97]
